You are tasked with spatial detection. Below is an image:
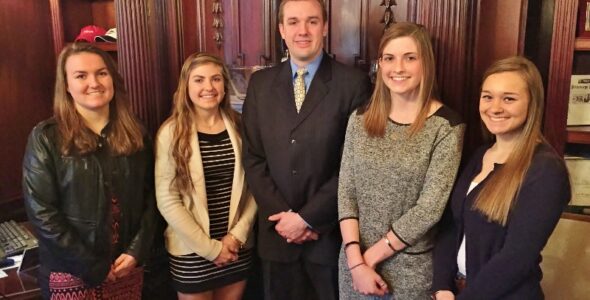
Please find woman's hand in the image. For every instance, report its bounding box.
[434,290,455,300]
[350,264,389,296]
[213,243,238,267]
[221,234,241,254]
[363,238,395,269]
[111,253,137,279]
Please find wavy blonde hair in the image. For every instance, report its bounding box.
[473,56,547,225]
[363,22,439,137]
[54,43,143,155]
[162,53,239,196]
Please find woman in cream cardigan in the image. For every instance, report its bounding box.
[155,53,256,300]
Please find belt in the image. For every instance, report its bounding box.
[455,274,466,293]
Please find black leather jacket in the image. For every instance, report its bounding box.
[22,119,157,287]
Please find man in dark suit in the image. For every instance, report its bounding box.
[241,1,371,299]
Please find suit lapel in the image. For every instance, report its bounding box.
[271,62,299,124]
[293,55,331,129]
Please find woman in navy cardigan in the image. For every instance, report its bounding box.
[432,56,571,300]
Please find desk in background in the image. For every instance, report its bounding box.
[0,265,40,299]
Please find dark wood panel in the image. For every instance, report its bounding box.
[117,0,167,134]
[415,0,481,157]
[473,0,526,84]
[0,0,55,220]
[545,0,578,155]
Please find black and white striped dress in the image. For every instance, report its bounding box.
[169,130,252,293]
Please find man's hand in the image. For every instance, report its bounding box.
[268,211,309,242]
[289,228,319,244]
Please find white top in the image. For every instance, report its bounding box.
[457,181,479,276]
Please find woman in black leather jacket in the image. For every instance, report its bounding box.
[22,43,157,299]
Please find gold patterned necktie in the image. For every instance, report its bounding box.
[294,68,308,113]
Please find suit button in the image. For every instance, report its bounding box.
[292,170,297,175]
[291,139,296,144]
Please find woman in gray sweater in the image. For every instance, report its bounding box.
[338,22,465,299]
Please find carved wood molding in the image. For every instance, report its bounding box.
[545,0,578,154]
[212,0,224,48]
[48,0,64,58]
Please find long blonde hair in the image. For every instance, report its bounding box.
[363,22,438,137]
[473,56,546,225]
[162,53,240,196]
[54,43,143,155]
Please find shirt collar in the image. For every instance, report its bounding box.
[290,52,324,80]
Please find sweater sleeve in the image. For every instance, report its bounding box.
[457,152,571,299]
[338,113,361,221]
[391,123,465,247]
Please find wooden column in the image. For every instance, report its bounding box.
[544,0,578,154]
[116,0,161,134]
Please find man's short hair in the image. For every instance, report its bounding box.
[278,0,328,24]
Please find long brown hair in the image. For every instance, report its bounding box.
[473,56,546,225]
[162,53,240,196]
[363,22,439,137]
[54,43,143,156]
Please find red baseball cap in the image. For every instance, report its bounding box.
[75,25,107,42]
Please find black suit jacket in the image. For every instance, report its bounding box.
[242,54,371,265]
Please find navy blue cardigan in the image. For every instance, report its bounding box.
[432,143,571,299]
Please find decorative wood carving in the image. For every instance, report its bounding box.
[212,0,224,48]
[381,0,397,29]
[545,0,579,154]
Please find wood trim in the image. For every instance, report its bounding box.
[544,0,579,155]
[358,0,369,66]
[567,126,590,144]
[517,0,529,55]
[49,0,64,58]
[575,38,590,50]
[562,212,590,222]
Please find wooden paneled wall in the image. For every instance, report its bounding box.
[0,0,56,221]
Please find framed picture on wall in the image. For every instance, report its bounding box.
[579,0,590,37]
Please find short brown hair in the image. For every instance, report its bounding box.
[278,0,328,24]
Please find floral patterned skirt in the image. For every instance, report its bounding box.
[48,267,143,300]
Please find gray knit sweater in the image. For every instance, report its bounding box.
[338,106,464,299]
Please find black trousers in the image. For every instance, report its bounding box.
[262,259,338,300]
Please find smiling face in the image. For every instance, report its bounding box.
[187,63,225,114]
[65,52,114,116]
[279,0,328,67]
[379,36,423,100]
[479,71,530,141]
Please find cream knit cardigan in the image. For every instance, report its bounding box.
[155,112,257,261]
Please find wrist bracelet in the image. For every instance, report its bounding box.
[348,262,365,271]
[344,241,360,250]
[383,236,397,252]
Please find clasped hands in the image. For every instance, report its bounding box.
[349,240,395,296]
[213,234,242,267]
[268,211,318,244]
